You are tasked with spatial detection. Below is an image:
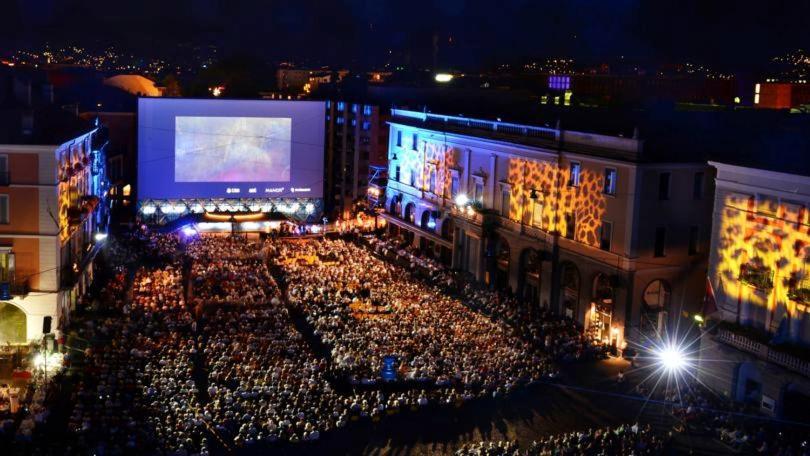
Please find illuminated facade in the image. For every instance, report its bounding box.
[0,129,108,344]
[383,110,713,348]
[699,162,810,419]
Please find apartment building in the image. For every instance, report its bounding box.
[0,128,108,344]
[325,100,389,219]
[382,109,714,349]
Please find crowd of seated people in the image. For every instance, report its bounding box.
[279,238,557,396]
[189,237,279,307]
[66,260,204,454]
[455,423,669,455]
[366,235,607,362]
[44,230,809,455]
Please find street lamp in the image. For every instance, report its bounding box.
[455,193,469,208]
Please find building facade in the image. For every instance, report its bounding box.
[325,101,389,219]
[698,162,810,420]
[754,82,810,110]
[0,128,108,345]
[383,110,713,349]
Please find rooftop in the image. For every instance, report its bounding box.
[389,107,810,176]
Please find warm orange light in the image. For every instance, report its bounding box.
[204,212,265,222]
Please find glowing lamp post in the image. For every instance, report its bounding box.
[454,193,469,208]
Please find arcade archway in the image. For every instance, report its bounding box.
[494,236,511,291]
[588,273,616,343]
[0,302,27,344]
[559,262,580,320]
[640,279,671,340]
[404,203,416,224]
[518,248,542,310]
[439,218,454,266]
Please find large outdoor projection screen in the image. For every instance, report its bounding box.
[138,98,325,199]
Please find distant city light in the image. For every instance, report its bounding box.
[435,73,454,83]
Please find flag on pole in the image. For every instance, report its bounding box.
[703,276,719,316]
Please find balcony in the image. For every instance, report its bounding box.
[0,279,29,299]
[714,324,810,378]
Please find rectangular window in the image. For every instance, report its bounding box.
[394,165,401,182]
[409,170,416,187]
[428,168,437,193]
[599,221,612,251]
[565,212,576,239]
[532,202,544,228]
[0,251,14,282]
[336,116,344,125]
[0,195,8,224]
[0,155,8,186]
[411,133,419,151]
[688,226,700,255]
[654,227,666,257]
[474,182,484,203]
[568,162,581,187]
[337,101,345,111]
[362,121,370,131]
[658,172,671,200]
[363,105,372,116]
[693,172,705,199]
[351,103,358,113]
[501,189,510,217]
[450,175,459,198]
[603,168,617,195]
[396,130,402,147]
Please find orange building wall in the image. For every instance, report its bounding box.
[7,153,39,185]
[0,152,42,290]
[757,84,793,109]
[11,238,40,290]
[0,187,40,235]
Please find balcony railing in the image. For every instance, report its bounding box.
[716,327,810,378]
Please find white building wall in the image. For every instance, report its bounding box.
[9,292,57,342]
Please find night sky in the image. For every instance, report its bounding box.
[2,0,810,69]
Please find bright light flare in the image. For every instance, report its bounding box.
[455,193,469,207]
[434,73,454,83]
[655,345,687,373]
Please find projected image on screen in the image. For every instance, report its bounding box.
[174,116,292,182]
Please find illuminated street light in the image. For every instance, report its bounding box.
[455,193,469,207]
[435,73,454,83]
[94,232,108,242]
